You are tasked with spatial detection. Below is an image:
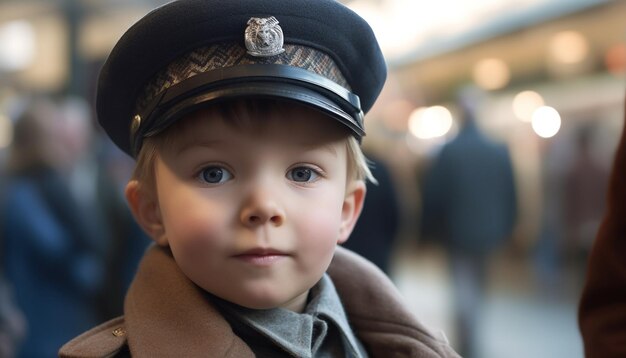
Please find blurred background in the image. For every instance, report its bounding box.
[0,0,624,357]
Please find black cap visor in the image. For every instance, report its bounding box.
[132,64,365,156]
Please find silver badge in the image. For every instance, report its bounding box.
[245,16,285,57]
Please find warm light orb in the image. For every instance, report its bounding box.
[549,31,589,65]
[408,105,453,139]
[473,58,510,90]
[531,106,561,138]
[513,91,545,122]
[605,43,626,76]
[0,20,36,71]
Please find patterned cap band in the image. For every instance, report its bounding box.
[136,42,351,114]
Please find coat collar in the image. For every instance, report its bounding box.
[122,244,458,357]
[124,244,254,357]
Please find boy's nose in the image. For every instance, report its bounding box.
[239,190,285,228]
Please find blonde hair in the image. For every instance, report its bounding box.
[131,99,375,188]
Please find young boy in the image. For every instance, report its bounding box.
[60,0,459,356]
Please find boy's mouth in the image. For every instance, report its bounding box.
[232,248,289,266]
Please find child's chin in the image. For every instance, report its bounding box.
[232,296,287,310]
[229,291,305,311]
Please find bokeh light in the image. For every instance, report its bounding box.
[472,58,511,90]
[513,91,545,122]
[0,20,36,72]
[549,30,589,65]
[531,105,561,138]
[605,42,626,76]
[408,105,453,139]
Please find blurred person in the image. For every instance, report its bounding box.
[0,177,26,358]
[535,124,610,295]
[579,98,626,358]
[419,87,518,358]
[0,97,107,357]
[533,134,568,293]
[563,124,609,261]
[342,153,400,274]
[0,273,25,358]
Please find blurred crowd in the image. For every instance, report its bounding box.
[0,95,150,357]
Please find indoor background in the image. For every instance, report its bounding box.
[1,0,624,357]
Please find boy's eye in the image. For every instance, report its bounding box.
[198,166,233,184]
[287,167,320,183]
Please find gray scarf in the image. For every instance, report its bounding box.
[212,274,367,357]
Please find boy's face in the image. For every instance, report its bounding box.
[128,103,365,312]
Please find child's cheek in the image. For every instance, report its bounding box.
[166,208,225,254]
[299,199,344,252]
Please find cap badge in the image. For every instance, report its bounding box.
[245,16,285,57]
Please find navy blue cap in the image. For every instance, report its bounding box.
[97,0,387,157]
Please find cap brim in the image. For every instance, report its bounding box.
[131,65,365,155]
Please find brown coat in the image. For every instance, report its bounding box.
[59,245,459,357]
[579,99,626,357]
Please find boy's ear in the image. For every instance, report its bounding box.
[337,180,366,244]
[125,180,168,246]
